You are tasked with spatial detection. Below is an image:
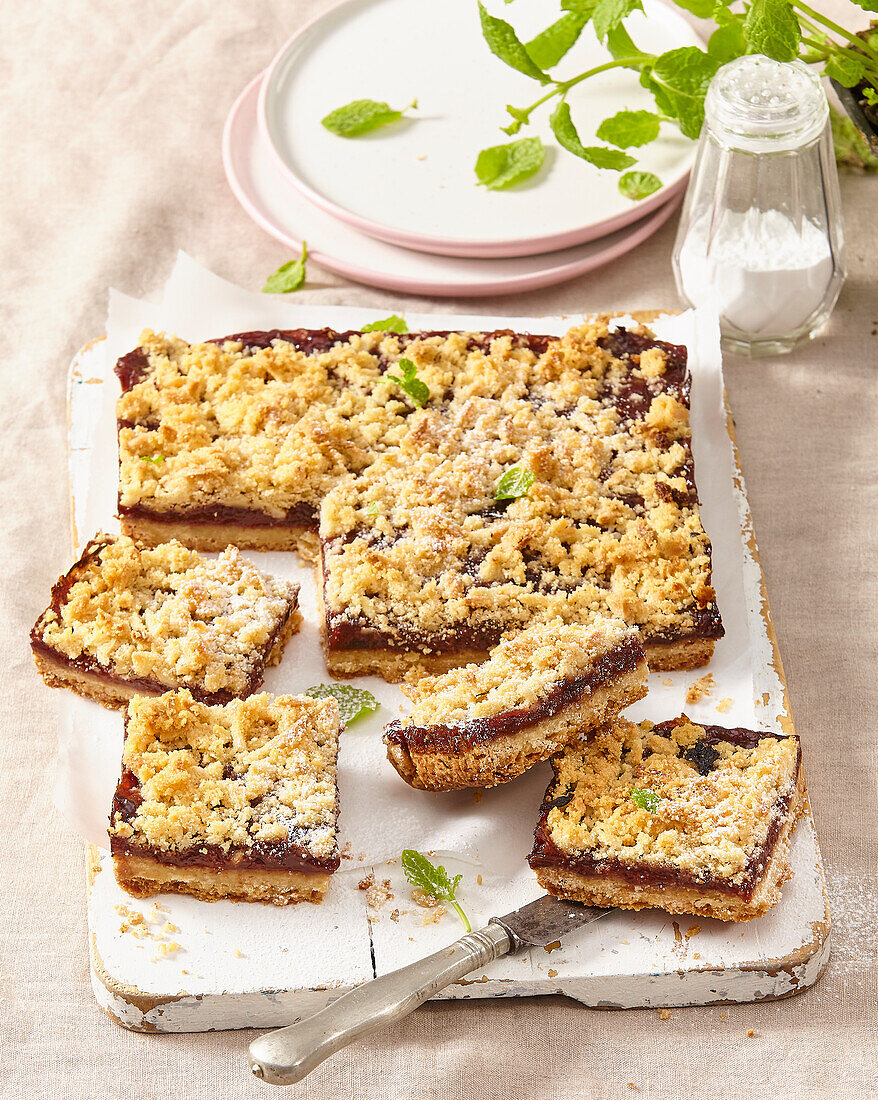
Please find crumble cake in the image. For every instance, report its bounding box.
[384,619,648,791]
[528,716,803,921]
[109,690,341,904]
[30,533,300,709]
[116,323,723,679]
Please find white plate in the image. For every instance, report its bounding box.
[259,0,699,257]
[225,73,683,298]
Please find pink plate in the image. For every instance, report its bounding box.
[223,73,683,299]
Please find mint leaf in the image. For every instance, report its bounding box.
[650,48,720,139]
[561,0,598,11]
[495,464,535,500]
[139,454,164,464]
[478,3,549,83]
[592,0,643,44]
[596,109,660,148]
[262,242,308,293]
[830,105,878,172]
[401,850,470,932]
[670,0,714,15]
[304,684,378,728]
[386,356,430,407]
[865,88,878,106]
[605,22,651,67]
[321,98,416,137]
[550,102,635,169]
[825,54,866,89]
[707,12,747,64]
[630,787,660,812]
[361,314,408,333]
[851,0,878,9]
[365,500,380,515]
[475,136,546,189]
[526,12,588,69]
[619,170,662,200]
[742,0,799,63]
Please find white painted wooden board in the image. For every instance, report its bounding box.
[61,262,829,1032]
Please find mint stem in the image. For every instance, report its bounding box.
[451,900,471,933]
[793,2,878,64]
[509,56,653,129]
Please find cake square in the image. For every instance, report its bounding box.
[115,323,722,678]
[31,533,300,709]
[109,690,341,905]
[528,716,803,921]
[384,619,648,791]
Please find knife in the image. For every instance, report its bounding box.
[248,895,611,1085]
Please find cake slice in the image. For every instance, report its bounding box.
[109,690,341,905]
[30,533,300,709]
[529,715,803,921]
[383,619,648,791]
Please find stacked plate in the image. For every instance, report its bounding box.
[223,0,702,297]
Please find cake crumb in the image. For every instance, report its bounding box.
[543,940,561,953]
[411,888,439,909]
[154,941,181,957]
[720,1012,727,1020]
[548,969,558,978]
[658,1009,671,1020]
[662,678,673,688]
[365,878,393,917]
[686,924,701,937]
[716,697,733,714]
[477,874,483,886]
[693,952,701,959]
[390,909,400,923]
[358,874,375,891]
[747,1028,756,1038]
[162,921,179,934]
[420,905,447,925]
[233,949,244,958]
[685,673,715,704]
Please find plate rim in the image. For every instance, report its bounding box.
[256,0,694,259]
[225,73,683,297]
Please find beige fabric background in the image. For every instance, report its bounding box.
[2,2,876,1096]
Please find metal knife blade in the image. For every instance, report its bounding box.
[490,894,611,950]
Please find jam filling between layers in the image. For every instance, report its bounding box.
[528,725,801,900]
[30,537,298,705]
[110,766,340,875]
[384,635,645,755]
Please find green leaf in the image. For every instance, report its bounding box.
[619,170,662,199]
[865,88,878,106]
[707,15,747,64]
[650,48,721,139]
[605,22,652,67]
[550,102,636,169]
[365,500,380,515]
[262,243,308,293]
[139,454,164,464]
[386,356,430,407]
[561,0,598,11]
[361,314,408,333]
[401,850,470,931]
[478,3,549,83]
[501,104,531,135]
[525,12,588,69]
[852,0,878,11]
[596,109,660,148]
[830,105,878,171]
[321,98,417,137]
[742,0,800,63]
[592,0,643,44]
[475,136,546,189]
[495,464,535,500]
[825,54,866,89]
[304,683,378,727]
[670,0,714,15]
[630,787,660,812]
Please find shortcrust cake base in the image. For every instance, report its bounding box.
[386,661,648,791]
[534,773,805,922]
[33,609,301,709]
[328,636,714,682]
[113,853,330,905]
[119,515,320,561]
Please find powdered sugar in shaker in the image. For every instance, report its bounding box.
[672,55,845,357]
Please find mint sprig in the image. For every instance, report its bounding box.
[321,98,417,137]
[262,243,308,294]
[304,684,378,728]
[596,109,660,149]
[401,850,471,932]
[550,102,635,170]
[525,12,589,70]
[478,2,549,84]
[495,464,534,501]
[619,170,662,201]
[475,137,545,189]
[630,787,661,813]
[386,357,429,407]
[361,315,408,333]
[139,454,165,465]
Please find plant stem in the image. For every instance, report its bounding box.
[452,900,471,933]
[793,2,878,63]
[511,56,652,125]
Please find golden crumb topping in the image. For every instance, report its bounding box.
[544,719,799,884]
[118,322,717,647]
[110,691,339,858]
[34,534,297,695]
[400,619,637,725]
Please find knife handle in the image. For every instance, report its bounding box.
[248,922,512,1085]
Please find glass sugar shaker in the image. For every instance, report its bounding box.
[672,55,845,357]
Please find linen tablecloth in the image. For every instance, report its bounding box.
[2,2,875,1096]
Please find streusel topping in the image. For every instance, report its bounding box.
[34,534,298,694]
[544,719,799,883]
[109,691,339,857]
[401,619,638,725]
